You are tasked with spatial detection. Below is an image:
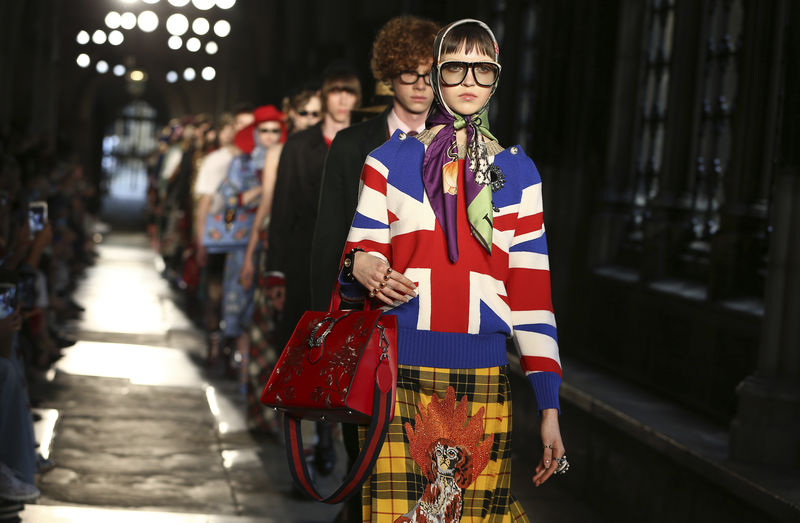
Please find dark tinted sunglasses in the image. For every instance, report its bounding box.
[258,127,282,134]
[297,110,320,117]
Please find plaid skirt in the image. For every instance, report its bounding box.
[360,364,529,523]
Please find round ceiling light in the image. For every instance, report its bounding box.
[108,30,124,46]
[92,30,107,45]
[213,20,231,37]
[183,67,196,81]
[76,30,90,45]
[105,11,121,29]
[166,13,189,36]
[201,66,216,81]
[186,37,201,52]
[120,12,137,30]
[113,64,126,76]
[168,0,190,6]
[205,41,218,55]
[192,17,209,35]
[76,54,91,68]
[168,35,182,50]
[96,60,109,74]
[192,0,215,10]
[137,11,159,33]
[216,0,236,8]
[166,71,179,83]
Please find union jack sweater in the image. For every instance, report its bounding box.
[342,131,561,412]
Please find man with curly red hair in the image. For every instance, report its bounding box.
[310,15,440,313]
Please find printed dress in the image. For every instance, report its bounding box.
[342,130,562,522]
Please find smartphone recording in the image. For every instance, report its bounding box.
[28,201,48,235]
[0,283,17,320]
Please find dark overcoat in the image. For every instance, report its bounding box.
[309,107,391,310]
[266,122,329,346]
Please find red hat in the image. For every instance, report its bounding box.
[234,105,286,153]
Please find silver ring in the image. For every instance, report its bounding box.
[554,455,569,475]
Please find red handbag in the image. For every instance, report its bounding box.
[260,307,397,503]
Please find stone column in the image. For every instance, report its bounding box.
[729,167,800,469]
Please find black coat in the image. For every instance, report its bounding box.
[267,122,329,345]
[309,108,391,310]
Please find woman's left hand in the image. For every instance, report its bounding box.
[533,409,566,487]
[352,251,416,306]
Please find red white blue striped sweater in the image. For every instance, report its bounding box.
[341,131,561,412]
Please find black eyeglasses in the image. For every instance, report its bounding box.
[258,127,282,134]
[397,71,431,85]
[438,61,501,87]
[296,110,320,117]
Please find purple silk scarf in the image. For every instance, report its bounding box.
[422,105,494,262]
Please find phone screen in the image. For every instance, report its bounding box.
[16,271,37,310]
[0,283,16,320]
[28,201,48,234]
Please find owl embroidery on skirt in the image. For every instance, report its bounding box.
[395,387,494,523]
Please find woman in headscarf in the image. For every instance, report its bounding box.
[341,19,566,522]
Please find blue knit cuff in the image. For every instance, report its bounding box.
[338,272,366,300]
[527,371,561,415]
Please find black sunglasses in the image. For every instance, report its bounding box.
[397,71,431,85]
[297,110,320,117]
[258,127,282,134]
[439,61,501,87]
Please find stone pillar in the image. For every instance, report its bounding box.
[729,168,800,469]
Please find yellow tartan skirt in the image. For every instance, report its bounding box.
[360,364,529,522]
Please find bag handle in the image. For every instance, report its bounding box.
[281,357,393,504]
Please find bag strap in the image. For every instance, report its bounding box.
[281,358,393,504]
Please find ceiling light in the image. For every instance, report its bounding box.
[142,0,160,3]
[186,37,201,52]
[96,60,109,74]
[130,70,145,82]
[166,13,189,36]
[183,67,196,81]
[168,35,182,50]
[192,0,215,10]
[76,54,91,68]
[76,30,90,45]
[205,41,218,55]
[120,12,137,30]
[105,11,121,29]
[137,11,159,32]
[113,64,126,76]
[168,0,190,6]
[108,30,124,46]
[192,17,209,35]
[213,20,230,37]
[92,29,107,45]
[201,66,216,81]
[216,0,235,8]
[166,71,179,83]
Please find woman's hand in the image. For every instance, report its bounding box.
[352,251,416,306]
[240,256,255,290]
[533,409,566,487]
